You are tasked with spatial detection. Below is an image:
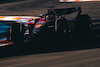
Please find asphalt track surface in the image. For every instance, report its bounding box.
[0,0,100,67]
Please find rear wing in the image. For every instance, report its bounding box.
[53,7,82,17]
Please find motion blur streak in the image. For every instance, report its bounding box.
[60,0,100,2]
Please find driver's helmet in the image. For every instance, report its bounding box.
[46,15,50,20]
[46,14,55,20]
[46,9,56,20]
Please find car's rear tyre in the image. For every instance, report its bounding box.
[10,23,25,44]
[54,18,71,41]
[76,14,92,38]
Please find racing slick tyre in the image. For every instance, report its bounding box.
[76,14,92,39]
[10,23,25,44]
[56,18,69,40]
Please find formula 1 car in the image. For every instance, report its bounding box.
[31,6,92,42]
[7,6,92,44]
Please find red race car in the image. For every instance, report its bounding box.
[8,6,92,44]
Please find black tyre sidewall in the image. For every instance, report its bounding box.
[11,23,24,44]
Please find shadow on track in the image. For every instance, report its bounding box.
[0,19,100,59]
[0,20,100,58]
[0,35,100,59]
